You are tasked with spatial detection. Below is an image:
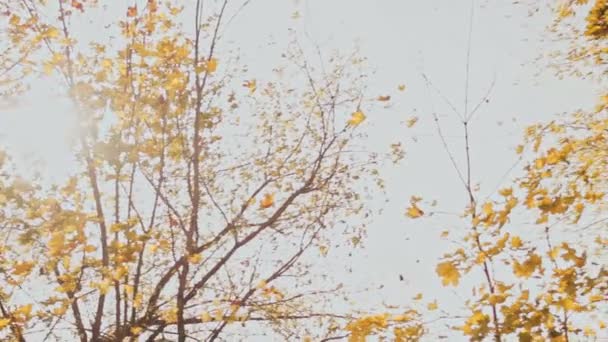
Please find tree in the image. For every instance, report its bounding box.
[403,1,608,341]
[0,1,425,340]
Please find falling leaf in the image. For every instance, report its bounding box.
[71,0,84,12]
[427,300,438,311]
[377,95,391,102]
[406,205,424,219]
[406,116,418,128]
[127,6,138,17]
[348,111,366,126]
[260,193,274,208]
[398,84,407,92]
[243,79,256,93]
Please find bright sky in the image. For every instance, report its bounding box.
[0,0,602,340]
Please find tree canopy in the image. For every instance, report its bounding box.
[0,0,607,341]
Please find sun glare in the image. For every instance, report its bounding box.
[0,80,78,183]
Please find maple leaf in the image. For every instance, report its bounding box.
[436,261,460,286]
[510,236,523,248]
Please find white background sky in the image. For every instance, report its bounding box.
[0,0,603,340]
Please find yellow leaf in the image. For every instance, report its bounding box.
[589,294,604,302]
[513,253,542,278]
[413,293,423,300]
[436,261,460,286]
[377,95,391,101]
[214,309,223,321]
[53,304,68,316]
[200,311,212,322]
[207,58,218,73]
[427,300,438,311]
[536,214,548,224]
[161,307,178,323]
[188,253,203,264]
[44,27,60,39]
[48,231,65,257]
[0,318,11,330]
[482,202,493,216]
[406,205,423,219]
[406,116,418,128]
[12,261,34,276]
[260,193,274,209]
[557,3,573,18]
[510,236,523,249]
[9,15,20,26]
[499,188,513,197]
[256,280,267,289]
[98,279,111,295]
[398,84,407,92]
[130,326,143,335]
[348,111,366,126]
[488,294,506,305]
[84,245,97,253]
[243,79,256,93]
[15,304,32,318]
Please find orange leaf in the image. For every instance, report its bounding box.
[260,193,274,208]
[127,6,138,17]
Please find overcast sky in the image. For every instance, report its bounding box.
[0,0,603,340]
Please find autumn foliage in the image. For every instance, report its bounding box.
[0,0,607,341]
